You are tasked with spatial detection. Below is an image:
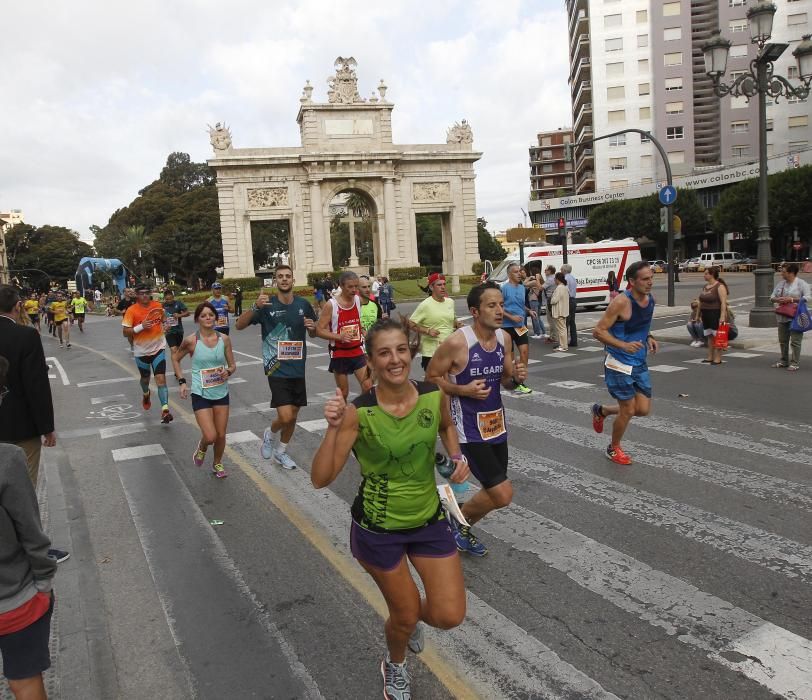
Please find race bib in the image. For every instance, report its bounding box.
[277,340,303,360]
[605,354,633,376]
[216,315,228,327]
[477,409,507,441]
[201,366,227,388]
[166,316,178,327]
[515,326,528,337]
[341,323,361,342]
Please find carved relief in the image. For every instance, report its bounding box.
[412,182,451,202]
[327,57,365,104]
[247,187,289,208]
[446,119,473,144]
[208,122,232,151]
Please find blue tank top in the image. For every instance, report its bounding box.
[606,291,655,367]
[500,282,526,328]
[209,297,229,330]
[190,332,229,399]
[449,326,507,444]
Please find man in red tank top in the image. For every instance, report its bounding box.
[316,271,373,399]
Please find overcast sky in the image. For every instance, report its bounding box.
[2,1,571,244]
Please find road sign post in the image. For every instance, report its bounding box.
[558,217,568,264]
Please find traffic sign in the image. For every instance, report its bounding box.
[658,185,677,206]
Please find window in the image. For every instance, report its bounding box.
[564,176,573,184]
[608,109,626,122]
[606,37,623,51]
[541,136,552,146]
[663,2,681,16]
[788,95,808,104]
[639,82,650,96]
[609,134,627,146]
[641,133,651,143]
[668,150,685,163]
[642,177,654,184]
[730,120,749,133]
[667,126,684,140]
[640,155,653,168]
[729,19,748,32]
[789,115,809,128]
[664,52,683,66]
[610,180,628,189]
[790,140,810,149]
[788,65,799,79]
[562,133,572,143]
[639,58,649,72]
[542,163,553,173]
[607,62,624,77]
[542,149,553,159]
[640,106,651,119]
[604,13,622,27]
[788,13,808,25]
[729,70,746,81]
[607,85,626,99]
[729,0,746,5]
[636,9,647,23]
[609,157,627,170]
[666,101,684,114]
[665,77,683,90]
[766,118,774,131]
[730,44,748,57]
[663,27,682,41]
[731,95,748,109]
[637,34,649,48]
[731,145,750,157]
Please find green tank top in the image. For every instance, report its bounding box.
[359,299,379,332]
[351,382,442,531]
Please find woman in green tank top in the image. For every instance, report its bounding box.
[312,319,470,698]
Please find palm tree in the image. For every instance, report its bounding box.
[122,225,152,281]
[344,192,370,220]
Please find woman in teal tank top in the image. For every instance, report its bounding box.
[171,302,237,479]
[312,319,470,699]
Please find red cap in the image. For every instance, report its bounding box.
[427,273,445,287]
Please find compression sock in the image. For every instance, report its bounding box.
[157,385,169,407]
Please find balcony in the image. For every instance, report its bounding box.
[569,33,590,73]
[570,57,591,86]
[576,169,595,193]
[576,124,593,144]
[572,79,592,113]
[573,101,593,134]
[569,11,589,49]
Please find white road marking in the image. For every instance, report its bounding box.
[548,381,595,389]
[100,423,147,439]
[547,352,577,358]
[233,350,263,361]
[226,430,260,444]
[664,319,684,324]
[45,356,69,385]
[235,360,262,367]
[725,352,763,358]
[48,374,56,379]
[228,377,247,384]
[308,352,329,358]
[648,364,688,373]
[578,346,604,352]
[90,394,126,405]
[112,444,165,461]
[316,365,329,371]
[298,419,329,433]
[306,340,320,348]
[527,358,542,365]
[77,376,138,388]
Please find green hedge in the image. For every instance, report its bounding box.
[471,261,485,275]
[458,275,482,286]
[388,266,427,281]
[306,271,344,287]
[218,276,263,291]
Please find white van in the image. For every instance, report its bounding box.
[487,238,643,309]
[698,251,743,271]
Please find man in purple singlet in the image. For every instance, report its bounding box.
[427,282,527,556]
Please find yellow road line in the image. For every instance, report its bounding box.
[62,336,480,699]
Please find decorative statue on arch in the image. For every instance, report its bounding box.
[327,57,364,104]
[208,122,232,152]
[446,119,474,144]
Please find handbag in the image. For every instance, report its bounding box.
[714,322,730,349]
[790,297,812,333]
[775,284,799,318]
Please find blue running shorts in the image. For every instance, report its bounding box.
[604,363,652,401]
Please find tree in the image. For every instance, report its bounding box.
[5,223,92,286]
[477,217,506,262]
[251,220,290,268]
[416,214,443,269]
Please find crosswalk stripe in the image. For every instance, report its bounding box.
[90,394,126,405]
[77,376,138,388]
[226,430,260,444]
[298,419,329,433]
[112,444,165,461]
[647,364,687,372]
[100,423,147,439]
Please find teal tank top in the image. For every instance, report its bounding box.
[190,332,229,399]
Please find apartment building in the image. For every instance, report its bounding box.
[529,128,576,200]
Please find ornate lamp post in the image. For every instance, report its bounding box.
[702,1,812,327]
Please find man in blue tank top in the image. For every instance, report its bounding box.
[591,261,658,465]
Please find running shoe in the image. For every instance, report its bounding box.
[66,343,71,349]
[142,392,151,411]
[212,463,228,479]
[192,445,206,467]
[591,403,605,434]
[407,622,425,654]
[273,451,298,470]
[452,523,488,556]
[513,383,532,395]
[260,427,274,460]
[47,548,70,563]
[606,444,632,465]
[161,408,173,424]
[380,657,411,700]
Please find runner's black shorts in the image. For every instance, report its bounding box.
[504,327,529,347]
[328,354,367,375]
[267,376,308,407]
[28,315,39,325]
[0,594,54,680]
[165,333,183,348]
[191,393,230,411]
[460,441,509,489]
[135,350,167,378]
[73,313,85,320]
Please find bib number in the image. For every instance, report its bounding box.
[165,316,178,327]
[216,315,228,327]
[515,326,528,337]
[604,354,633,376]
[201,366,227,389]
[341,323,361,342]
[277,340,303,360]
[477,409,506,441]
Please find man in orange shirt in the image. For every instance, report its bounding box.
[122,283,173,424]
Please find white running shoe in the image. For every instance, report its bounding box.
[260,427,274,460]
[273,451,297,470]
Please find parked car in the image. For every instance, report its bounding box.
[680,257,701,272]
[648,260,667,272]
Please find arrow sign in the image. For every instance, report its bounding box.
[659,185,677,206]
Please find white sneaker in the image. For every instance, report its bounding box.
[260,427,274,459]
[273,451,297,470]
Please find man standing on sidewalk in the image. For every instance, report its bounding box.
[562,263,578,348]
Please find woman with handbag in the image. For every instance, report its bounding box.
[698,266,728,365]
[770,262,811,371]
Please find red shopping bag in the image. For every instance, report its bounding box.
[714,322,730,350]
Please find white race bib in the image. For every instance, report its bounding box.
[201,366,227,388]
[477,409,507,441]
[277,340,303,360]
[604,354,633,376]
[216,314,228,327]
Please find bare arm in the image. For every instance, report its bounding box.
[426,333,489,398]
[316,301,347,343]
[438,391,470,483]
[223,335,237,376]
[718,285,729,323]
[311,391,359,488]
[172,335,194,399]
[593,296,643,353]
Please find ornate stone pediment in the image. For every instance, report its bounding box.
[413,182,451,202]
[247,187,289,208]
[208,122,232,151]
[327,57,364,104]
[446,119,473,144]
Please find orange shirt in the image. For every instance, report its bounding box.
[122,301,166,356]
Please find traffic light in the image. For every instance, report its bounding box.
[558,217,566,231]
[660,207,668,234]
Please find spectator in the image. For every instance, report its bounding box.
[687,300,705,347]
[377,276,395,317]
[698,266,729,365]
[770,262,811,371]
[550,273,571,352]
[233,285,243,316]
[542,265,557,344]
[607,270,620,299]
[561,263,578,347]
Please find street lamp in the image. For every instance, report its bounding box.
[702,1,812,327]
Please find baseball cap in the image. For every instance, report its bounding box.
[211,282,223,289]
[427,273,445,287]
[134,282,151,292]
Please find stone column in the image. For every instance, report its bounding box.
[308,179,331,272]
[383,177,397,271]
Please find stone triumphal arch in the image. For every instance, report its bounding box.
[208,57,482,289]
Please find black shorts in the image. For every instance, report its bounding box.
[267,376,308,408]
[191,393,230,411]
[421,355,433,371]
[0,594,53,680]
[504,327,529,347]
[165,333,183,348]
[74,313,85,320]
[460,441,509,490]
[328,354,367,375]
[135,350,167,378]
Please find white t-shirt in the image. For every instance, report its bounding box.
[94,289,102,302]
[371,280,381,294]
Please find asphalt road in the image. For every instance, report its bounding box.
[16,275,812,700]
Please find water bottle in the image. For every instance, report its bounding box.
[435,453,468,499]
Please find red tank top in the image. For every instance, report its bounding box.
[329,296,364,358]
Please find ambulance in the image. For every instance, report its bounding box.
[487,238,643,309]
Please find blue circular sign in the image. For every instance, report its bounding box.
[659,185,677,206]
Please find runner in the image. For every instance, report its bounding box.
[172,301,236,478]
[312,319,469,700]
[235,264,318,470]
[162,289,190,376]
[408,273,460,374]
[316,271,373,400]
[122,283,173,424]
[358,275,382,333]
[427,281,527,556]
[48,292,70,348]
[591,260,658,465]
[69,291,88,333]
[23,293,40,333]
[208,282,232,335]
[500,263,534,394]
[44,289,58,337]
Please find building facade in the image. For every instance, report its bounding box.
[529,128,575,201]
[0,210,24,284]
